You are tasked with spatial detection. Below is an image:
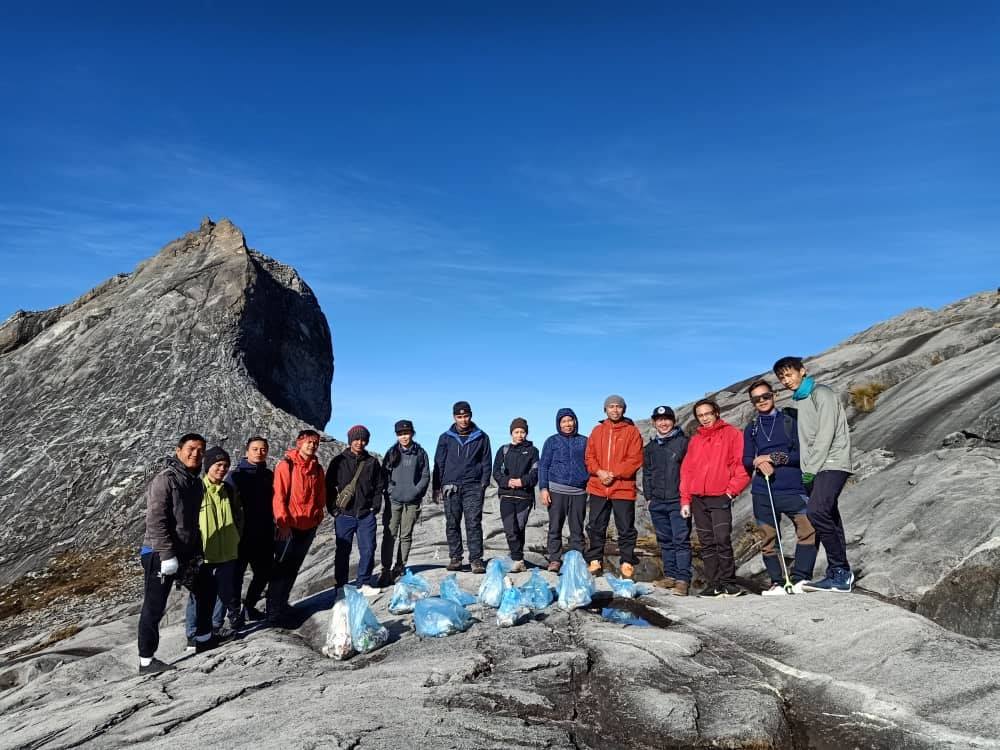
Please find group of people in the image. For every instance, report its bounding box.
[136,356,855,674]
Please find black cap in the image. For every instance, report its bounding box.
[453,400,472,416]
[650,405,676,421]
[203,446,231,473]
[394,419,414,435]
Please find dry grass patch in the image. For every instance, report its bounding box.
[850,382,888,413]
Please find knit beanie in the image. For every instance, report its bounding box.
[203,446,231,473]
[509,417,528,434]
[347,425,371,443]
[604,394,626,410]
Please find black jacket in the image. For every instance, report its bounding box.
[642,430,688,502]
[493,440,540,502]
[141,456,204,562]
[227,459,275,552]
[326,449,385,517]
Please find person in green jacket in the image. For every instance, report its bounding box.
[189,446,244,650]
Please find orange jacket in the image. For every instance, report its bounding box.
[679,419,750,508]
[585,418,644,500]
[272,449,327,531]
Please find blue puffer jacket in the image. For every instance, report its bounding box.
[538,408,589,490]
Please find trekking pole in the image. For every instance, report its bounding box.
[763,472,795,594]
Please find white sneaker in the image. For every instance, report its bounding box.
[359,585,382,597]
[761,583,789,596]
[791,580,809,595]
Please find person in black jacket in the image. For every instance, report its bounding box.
[642,406,691,596]
[227,436,275,622]
[493,417,540,573]
[327,425,385,596]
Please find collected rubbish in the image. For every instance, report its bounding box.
[605,573,653,599]
[478,557,513,608]
[496,586,531,627]
[440,573,477,606]
[518,568,554,610]
[557,550,595,610]
[322,586,389,659]
[414,596,473,637]
[389,568,432,614]
[601,607,651,627]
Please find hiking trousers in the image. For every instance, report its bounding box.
[585,495,638,566]
[649,498,691,582]
[137,551,176,658]
[752,492,817,583]
[692,495,735,585]
[500,497,533,561]
[381,502,421,570]
[267,526,317,619]
[335,512,378,587]
[237,537,274,610]
[444,484,485,563]
[546,491,587,562]
[808,470,851,573]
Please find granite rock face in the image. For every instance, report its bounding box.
[0,219,335,585]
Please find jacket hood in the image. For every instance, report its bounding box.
[232,457,267,473]
[509,440,535,448]
[285,447,318,467]
[447,423,482,441]
[600,416,635,428]
[555,408,579,435]
[697,418,731,436]
[166,455,200,478]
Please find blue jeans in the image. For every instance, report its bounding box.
[186,560,240,638]
[649,499,691,582]
[335,512,378,586]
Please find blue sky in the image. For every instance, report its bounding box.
[1,3,998,453]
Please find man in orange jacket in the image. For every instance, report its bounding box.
[584,395,644,578]
[267,429,327,627]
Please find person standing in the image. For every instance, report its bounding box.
[433,401,492,574]
[136,433,205,674]
[642,406,691,596]
[268,429,326,627]
[228,436,275,621]
[584,395,644,578]
[379,419,430,586]
[493,417,540,573]
[679,399,751,598]
[743,380,817,595]
[538,408,590,573]
[327,425,385,596]
[773,356,855,592]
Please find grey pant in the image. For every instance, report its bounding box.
[381,501,422,570]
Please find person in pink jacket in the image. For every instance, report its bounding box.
[680,399,751,598]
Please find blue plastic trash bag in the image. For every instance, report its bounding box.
[518,568,554,610]
[601,607,650,627]
[389,568,432,614]
[605,573,653,599]
[414,596,473,637]
[344,585,389,653]
[477,557,513,608]
[440,573,477,606]
[557,550,595,610]
[497,585,531,627]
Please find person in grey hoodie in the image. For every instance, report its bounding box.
[773,356,854,593]
[380,420,430,586]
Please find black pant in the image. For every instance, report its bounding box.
[236,540,274,609]
[500,498,532,561]
[137,551,175,658]
[692,495,735,585]
[194,561,240,636]
[546,491,587,561]
[585,495,638,566]
[266,526,317,619]
[444,484,485,563]
[808,470,851,573]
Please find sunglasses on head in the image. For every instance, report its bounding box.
[750,393,774,404]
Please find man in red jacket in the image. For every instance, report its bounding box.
[584,395,644,578]
[267,429,327,627]
[679,399,751,598]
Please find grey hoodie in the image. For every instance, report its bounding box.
[382,441,431,504]
[796,384,853,474]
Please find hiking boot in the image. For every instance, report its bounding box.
[470,560,487,575]
[244,604,267,622]
[654,576,676,589]
[214,624,236,641]
[359,584,382,597]
[138,657,174,675]
[719,583,747,598]
[801,568,854,593]
[510,560,526,573]
[195,636,220,654]
[761,583,790,597]
[587,560,603,576]
[447,558,464,572]
[672,580,689,597]
[547,561,562,573]
[231,612,246,631]
[619,562,635,579]
[392,563,405,579]
[378,570,395,589]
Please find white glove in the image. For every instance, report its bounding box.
[159,557,179,576]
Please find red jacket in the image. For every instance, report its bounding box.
[679,419,750,508]
[585,418,644,500]
[273,449,327,531]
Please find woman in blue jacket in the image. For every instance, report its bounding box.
[538,408,589,572]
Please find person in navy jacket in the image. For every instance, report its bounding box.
[538,408,589,572]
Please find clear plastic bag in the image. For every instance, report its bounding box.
[344,585,389,654]
[601,607,651,627]
[477,557,513,608]
[518,568,554,610]
[556,550,595,610]
[496,585,531,627]
[440,573,477,606]
[413,596,473,637]
[605,573,653,599]
[388,568,432,614]
[321,599,354,660]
